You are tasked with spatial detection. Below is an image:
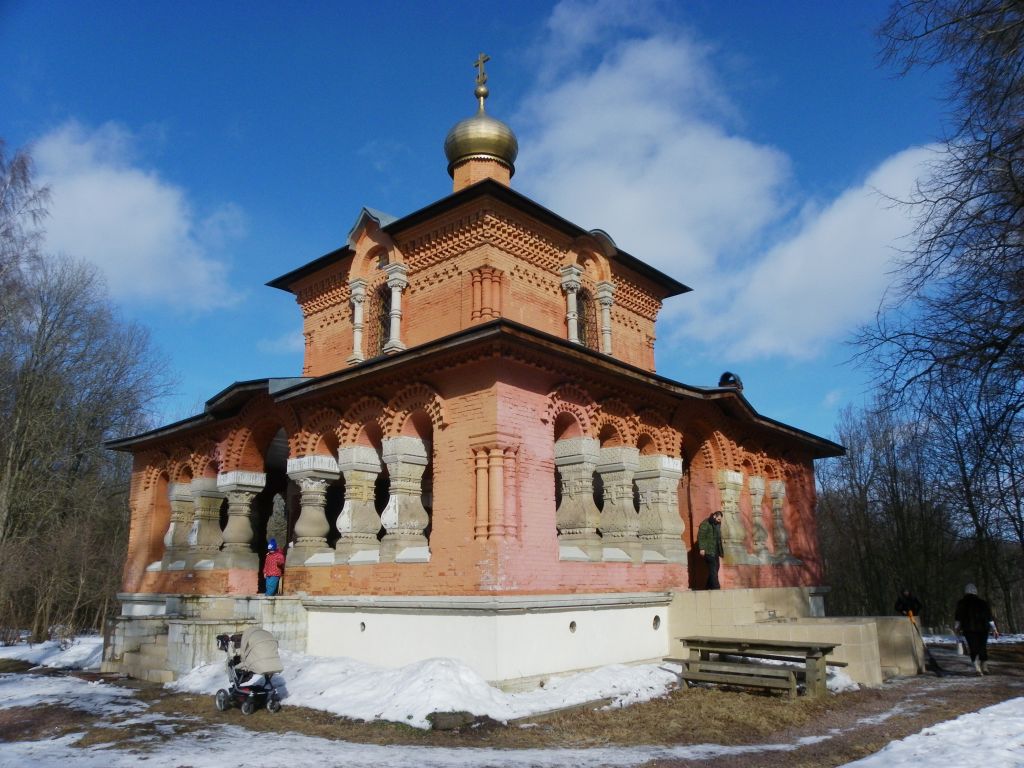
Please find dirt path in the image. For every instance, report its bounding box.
[644,646,1024,767]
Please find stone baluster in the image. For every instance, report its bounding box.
[554,437,602,561]
[595,281,615,355]
[347,278,367,364]
[769,479,791,556]
[596,446,641,563]
[335,445,383,563]
[749,475,769,559]
[287,455,339,565]
[215,470,266,569]
[380,436,431,562]
[634,454,686,563]
[560,265,583,344]
[716,469,746,563]
[162,483,194,569]
[382,263,408,353]
[189,478,225,568]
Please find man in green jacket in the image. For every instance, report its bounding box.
[697,511,724,590]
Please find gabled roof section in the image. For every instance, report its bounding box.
[346,206,399,248]
[267,179,691,298]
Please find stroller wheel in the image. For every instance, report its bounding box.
[267,697,281,713]
[214,689,230,712]
[240,698,256,716]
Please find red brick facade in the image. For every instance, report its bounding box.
[114,178,840,601]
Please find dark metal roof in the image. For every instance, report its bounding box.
[107,320,842,458]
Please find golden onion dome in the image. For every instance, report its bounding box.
[444,54,518,177]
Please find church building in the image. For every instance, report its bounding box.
[105,57,847,687]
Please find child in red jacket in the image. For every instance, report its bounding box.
[264,539,285,596]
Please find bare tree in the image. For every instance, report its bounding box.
[0,141,169,639]
[866,1,1024,395]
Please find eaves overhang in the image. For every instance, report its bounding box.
[265,179,691,298]
[105,321,842,459]
[271,319,843,459]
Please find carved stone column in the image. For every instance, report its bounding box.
[769,479,791,557]
[634,454,686,563]
[749,475,769,559]
[716,469,746,563]
[595,280,615,355]
[215,470,266,569]
[560,265,583,344]
[162,483,194,570]
[189,478,225,568]
[380,436,430,562]
[596,445,641,562]
[347,278,367,364]
[554,437,602,561]
[382,263,408,353]
[287,455,339,565]
[335,445,383,563]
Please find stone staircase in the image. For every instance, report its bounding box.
[104,616,175,683]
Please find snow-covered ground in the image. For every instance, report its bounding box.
[0,636,1021,768]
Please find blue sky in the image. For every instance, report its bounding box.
[0,0,948,440]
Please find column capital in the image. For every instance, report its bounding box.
[560,264,583,293]
[349,277,368,302]
[217,470,267,493]
[382,435,429,466]
[554,436,600,465]
[190,476,224,499]
[595,280,615,304]
[287,454,340,481]
[634,453,683,480]
[337,444,382,473]
[596,445,640,472]
[384,261,409,289]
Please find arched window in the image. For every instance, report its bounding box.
[366,284,391,357]
[577,288,598,350]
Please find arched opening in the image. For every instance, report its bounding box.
[577,288,598,350]
[366,283,391,357]
[151,471,171,565]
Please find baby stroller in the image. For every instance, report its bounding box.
[214,627,284,715]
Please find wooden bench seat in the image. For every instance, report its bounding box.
[664,656,800,698]
[674,636,844,698]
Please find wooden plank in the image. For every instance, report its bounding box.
[679,635,839,651]
[680,670,795,688]
[679,670,797,698]
[682,660,802,679]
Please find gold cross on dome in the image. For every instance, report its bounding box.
[474,52,490,86]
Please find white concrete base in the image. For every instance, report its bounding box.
[602,547,631,562]
[303,552,335,566]
[395,546,430,563]
[145,561,162,572]
[303,592,672,683]
[558,545,589,561]
[348,550,380,564]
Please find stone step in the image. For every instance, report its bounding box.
[143,669,175,684]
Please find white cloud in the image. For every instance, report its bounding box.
[257,330,305,355]
[32,121,243,310]
[520,0,927,362]
[675,146,932,359]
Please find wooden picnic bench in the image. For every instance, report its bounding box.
[664,636,845,698]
